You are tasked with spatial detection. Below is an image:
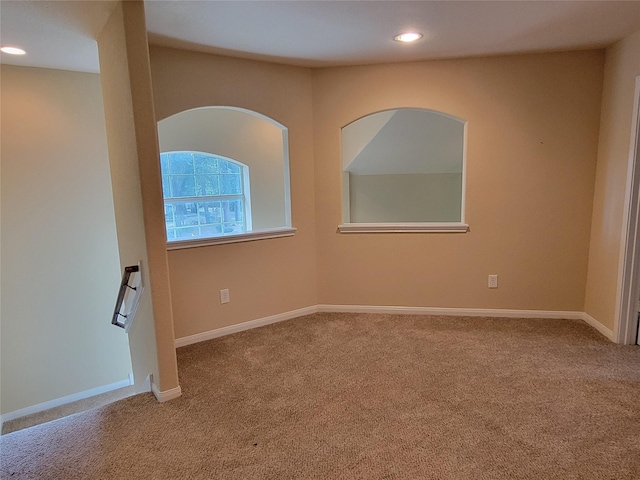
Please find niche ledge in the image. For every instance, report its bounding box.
[167,227,297,250]
[338,223,469,234]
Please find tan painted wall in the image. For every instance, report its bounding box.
[149,47,317,339]
[98,1,179,392]
[314,51,604,310]
[0,65,131,414]
[585,29,640,331]
[349,173,462,223]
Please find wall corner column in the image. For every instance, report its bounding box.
[98,0,180,396]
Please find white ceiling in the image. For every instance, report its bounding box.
[1,1,640,73]
[0,0,117,73]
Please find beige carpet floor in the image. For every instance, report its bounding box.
[2,312,640,479]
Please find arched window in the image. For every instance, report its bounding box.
[160,151,251,241]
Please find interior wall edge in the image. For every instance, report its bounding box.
[583,28,640,333]
[581,312,616,341]
[121,0,180,394]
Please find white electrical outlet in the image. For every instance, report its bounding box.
[220,288,230,304]
[488,275,498,289]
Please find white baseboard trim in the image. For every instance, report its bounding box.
[580,312,615,341]
[0,376,133,425]
[174,305,320,347]
[318,304,585,320]
[174,304,601,351]
[151,383,182,403]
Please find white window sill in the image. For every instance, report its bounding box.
[337,223,469,234]
[166,227,297,250]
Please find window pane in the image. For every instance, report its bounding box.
[198,201,222,224]
[160,153,170,174]
[162,175,171,198]
[171,176,196,197]
[172,202,199,227]
[164,203,175,228]
[221,199,243,222]
[234,199,244,222]
[196,175,220,196]
[200,225,223,237]
[195,155,218,174]
[222,223,244,235]
[175,226,199,239]
[219,159,240,174]
[169,153,194,174]
[220,174,241,194]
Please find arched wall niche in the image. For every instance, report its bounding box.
[340,108,468,233]
[157,106,293,247]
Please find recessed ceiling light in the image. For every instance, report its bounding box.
[1,46,26,55]
[394,32,423,43]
